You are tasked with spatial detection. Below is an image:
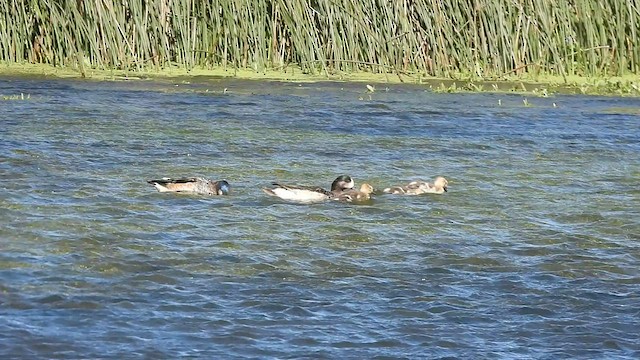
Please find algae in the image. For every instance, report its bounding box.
[1,61,639,97]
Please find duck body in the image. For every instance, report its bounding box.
[147,177,230,195]
[263,175,354,204]
[263,184,333,204]
[383,176,448,195]
[335,183,374,202]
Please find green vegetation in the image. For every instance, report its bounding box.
[0,1,639,94]
[1,93,31,101]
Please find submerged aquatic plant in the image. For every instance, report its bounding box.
[1,93,31,100]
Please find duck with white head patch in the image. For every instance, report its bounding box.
[262,175,354,204]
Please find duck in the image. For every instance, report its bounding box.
[334,183,374,202]
[383,176,448,195]
[262,175,354,204]
[147,177,230,195]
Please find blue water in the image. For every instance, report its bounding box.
[1,76,639,359]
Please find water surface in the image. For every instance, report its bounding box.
[1,76,639,359]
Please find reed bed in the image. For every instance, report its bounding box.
[1,0,638,79]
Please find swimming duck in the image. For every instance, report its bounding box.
[262,175,354,204]
[383,176,448,195]
[334,183,374,202]
[147,177,230,195]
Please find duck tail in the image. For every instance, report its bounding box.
[148,181,170,192]
[262,188,277,197]
[147,177,174,185]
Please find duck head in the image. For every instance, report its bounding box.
[434,176,448,192]
[214,180,231,195]
[331,175,355,192]
[359,183,374,195]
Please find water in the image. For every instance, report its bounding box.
[1,76,639,359]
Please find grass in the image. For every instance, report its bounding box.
[0,1,637,76]
[1,0,639,95]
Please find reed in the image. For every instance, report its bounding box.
[1,0,638,80]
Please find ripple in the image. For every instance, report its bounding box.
[1,78,639,359]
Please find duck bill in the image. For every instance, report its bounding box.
[443,186,448,192]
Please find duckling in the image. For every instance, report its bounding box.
[262,175,354,204]
[147,177,230,195]
[383,176,448,195]
[335,183,374,202]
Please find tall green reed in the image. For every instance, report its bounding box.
[1,0,638,79]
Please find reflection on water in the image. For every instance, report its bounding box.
[1,76,639,358]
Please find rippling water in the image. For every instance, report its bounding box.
[1,76,639,359]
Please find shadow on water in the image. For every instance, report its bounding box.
[1,77,639,358]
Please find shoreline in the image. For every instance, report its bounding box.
[1,62,639,96]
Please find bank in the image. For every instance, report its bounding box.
[1,61,639,97]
